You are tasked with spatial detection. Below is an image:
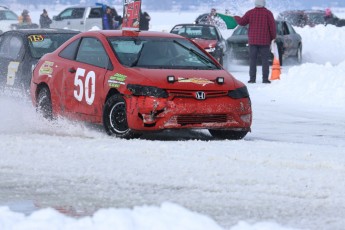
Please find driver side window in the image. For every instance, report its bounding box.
[0,35,23,60]
[76,37,110,69]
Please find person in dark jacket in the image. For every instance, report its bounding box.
[39,9,52,28]
[234,0,276,84]
[103,6,114,30]
[139,11,151,31]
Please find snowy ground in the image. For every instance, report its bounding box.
[1,7,345,230]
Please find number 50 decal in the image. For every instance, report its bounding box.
[74,68,96,105]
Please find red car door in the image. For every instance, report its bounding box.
[60,37,110,120]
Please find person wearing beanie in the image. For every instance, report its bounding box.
[234,0,276,84]
[255,0,266,7]
[39,9,52,28]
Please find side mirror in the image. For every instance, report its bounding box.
[53,15,60,21]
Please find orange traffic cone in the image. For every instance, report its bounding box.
[270,57,281,80]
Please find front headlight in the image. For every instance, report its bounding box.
[127,84,168,98]
[205,47,216,52]
[228,86,250,99]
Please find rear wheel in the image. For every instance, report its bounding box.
[37,86,53,120]
[277,44,283,66]
[209,129,248,140]
[218,55,223,66]
[103,94,141,139]
[295,45,302,64]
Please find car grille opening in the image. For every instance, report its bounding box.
[168,90,228,98]
[177,114,228,125]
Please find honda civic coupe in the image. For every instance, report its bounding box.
[0,29,79,94]
[170,24,228,65]
[31,30,252,140]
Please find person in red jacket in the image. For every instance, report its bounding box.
[234,0,276,84]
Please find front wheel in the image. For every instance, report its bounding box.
[103,94,141,139]
[37,86,53,120]
[209,129,248,140]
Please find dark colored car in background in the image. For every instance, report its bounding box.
[195,13,209,24]
[227,20,302,65]
[170,24,228,65]
[276,10,307,27]
[0,29,79,94]
[277,9,345,27]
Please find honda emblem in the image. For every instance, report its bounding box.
[195,91,206,100]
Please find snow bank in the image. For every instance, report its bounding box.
[247,22,345,110]
[0,203,299,230]
[1,7,345,230]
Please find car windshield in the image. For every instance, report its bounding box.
[306,13,325,24]
[109,37,220,70]
[170,25,218,40]
[28,33,76,58]
[232,22,280,36]
[232,26,248,35]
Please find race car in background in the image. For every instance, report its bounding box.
[0,29,79,94]
[170,23,228,65]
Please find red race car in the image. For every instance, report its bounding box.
[30,30,252,139]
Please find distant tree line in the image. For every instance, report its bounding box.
[2,0,344,11]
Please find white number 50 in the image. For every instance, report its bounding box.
[74,68,95,105]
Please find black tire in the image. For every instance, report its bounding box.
[227,45,234,62]
[277,44,283,66]
[209,129,248,140]
[37,86,53,120]
[103,94,141,139]
[274,40,283,66]
[218,54,223,66]
[295,45,302,64]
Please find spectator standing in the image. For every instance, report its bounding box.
[234,0,276,84]
[103,6,115,30]
[18,9,32,24]
[324,8,336,25]
[206,8,218,25]
[139,10,151,31]
[39,9,52,28]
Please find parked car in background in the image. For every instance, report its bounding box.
[51,5,122,31]
[0,6,18,34]
[277,9,345,27]
[303,10,327,26]
[276,10,307,27]
[170,24,228,65]
[0,29,79,94]
[227,20,302,65]
[194,13,209,24]
[31,30,252,140]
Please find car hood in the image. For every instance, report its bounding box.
[191,39,218,48]
[121,68,241,91]
[227,35,248,44]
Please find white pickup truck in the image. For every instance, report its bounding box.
[0,6,18,34]
[51,5,121,31]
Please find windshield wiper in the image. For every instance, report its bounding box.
[173,40,216,68]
